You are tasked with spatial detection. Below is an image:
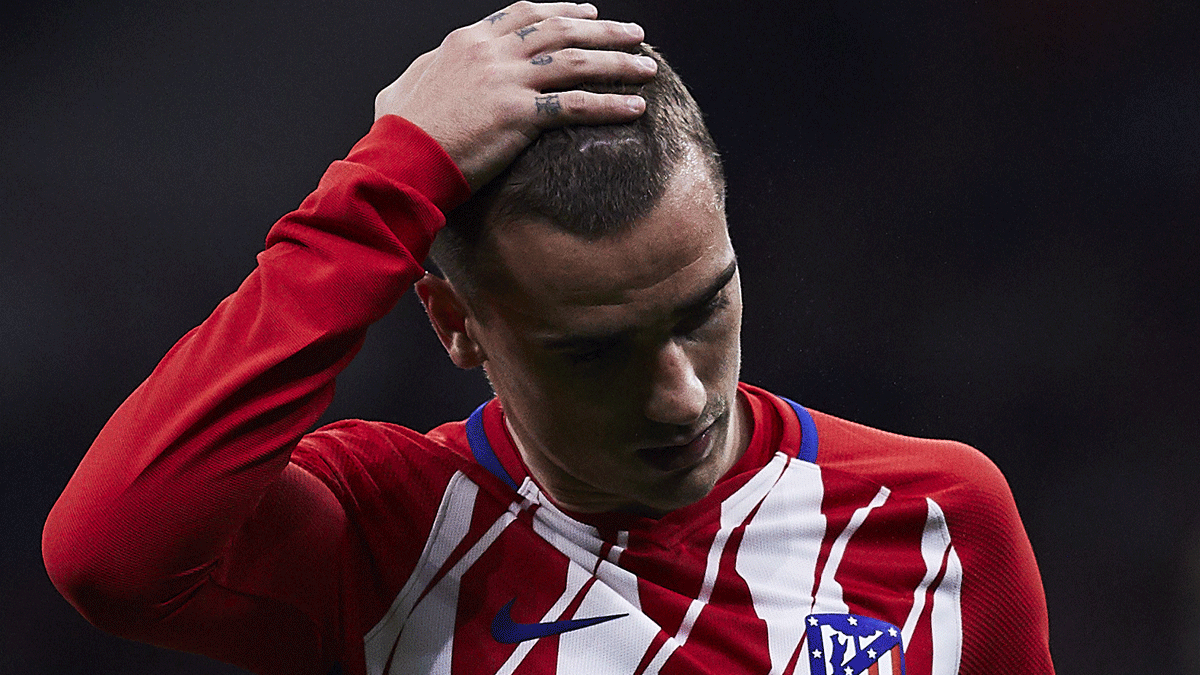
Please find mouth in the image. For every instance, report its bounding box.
[637,422,717,473]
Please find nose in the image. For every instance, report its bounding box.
[644,339,707,426]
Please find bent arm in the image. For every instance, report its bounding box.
[43,5,655,671]
[42,116,470,675]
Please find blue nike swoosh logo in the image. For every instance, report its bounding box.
[490,598,627,644]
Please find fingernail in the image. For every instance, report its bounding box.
[637,55,656,71]
[624,23,644,39]
[625,95,645,113]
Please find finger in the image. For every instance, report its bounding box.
[507,16,645,55]
[526,48,657,89]
[530,90,646,128]
[475,1,598,34]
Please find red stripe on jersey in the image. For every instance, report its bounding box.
[595,542,614,573]
[809,485,864,609]
[680,498,773,674]
[833,488,931,625]
[411,492,523,618]
[624,525,713,640]
[451,520,573,673]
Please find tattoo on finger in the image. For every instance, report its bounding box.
[535,94,562,116]
[486,12,507,24]
[531,54,553,66]
[515,26,538,40]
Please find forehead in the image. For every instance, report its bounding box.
[483,160,732,333]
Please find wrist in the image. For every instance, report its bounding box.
[347,116,472,215]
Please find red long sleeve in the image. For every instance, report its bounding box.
[42,115,469,675]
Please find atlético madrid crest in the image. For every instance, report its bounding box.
[805,613,905,675]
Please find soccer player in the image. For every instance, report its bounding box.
[43,3,1054,674]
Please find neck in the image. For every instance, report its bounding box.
[503,415,635,514]
[501,389,754,518]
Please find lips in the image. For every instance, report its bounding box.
[637,424,715,473]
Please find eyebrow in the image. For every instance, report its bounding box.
[540,256,738,352]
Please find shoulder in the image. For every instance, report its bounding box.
[809,408,1018,526]
[806,408,1043,598]
[289,418,473,508]
[804,408,1053,670]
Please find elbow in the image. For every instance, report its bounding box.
[42,499,160,637]
[43,495,88,605]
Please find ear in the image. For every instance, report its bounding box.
[415,273,488,369]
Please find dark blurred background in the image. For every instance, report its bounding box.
[2,0,1197,672]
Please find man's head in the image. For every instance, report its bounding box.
[416,45,747,517]
[427,45,724,296]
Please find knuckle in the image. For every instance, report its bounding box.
[607,20,638,40]
[562,92,587,115]
[463,37,494,61]
[444,28,482,52]
[510,1,536,15]
[542,15,571,33]
[444,26,470,44]
[558,47,587,67]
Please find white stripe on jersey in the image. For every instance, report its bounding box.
[641,451,793,675]
[524,480,608,569]
[364,472,480,675]
[899,497,964,674]
[901,497,949,647]
[515,481,659,675]
[734,458,827,675]
[930,543,963,673]
[364,471,520,675]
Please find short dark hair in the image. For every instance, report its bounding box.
[428,44,723,299]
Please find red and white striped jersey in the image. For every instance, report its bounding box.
[294,383,1049,675]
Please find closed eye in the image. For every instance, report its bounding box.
[562,338,621,364]
[545,259,737,364]
[673,292,731,337]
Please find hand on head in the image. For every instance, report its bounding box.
[374,1,657,191]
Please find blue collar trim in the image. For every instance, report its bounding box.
[466,402,519,490]
[466,395,819,491]
[779,396,819,463]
